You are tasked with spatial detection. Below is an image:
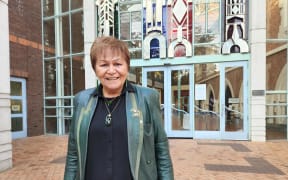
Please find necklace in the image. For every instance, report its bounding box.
[105,97,117,106]
[103,96,121,126]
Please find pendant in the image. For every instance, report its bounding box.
[105,114,112,126]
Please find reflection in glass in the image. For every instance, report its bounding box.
[266,43,287,139]
[65,118,72,134]
[43,19,55,57]
[128,67,142,85]
[71,12,84,53]
[64,106,72,117]
[194,63,220,131]
[62,0,69,12]
[131,11,142,39]
[45,99,56,106]
[194,34,220,44]
[11,81,22,96]
[126,40,142,49]
[225,66,243,132]
[194,3,206,34]
[171,69,190,131]
[72,56,85,94]
[45,99,56,118]
[150,39,160,58]
[266,117,287,140]
[119,1,141,11]
[45,108,56,116]
[194,2,220,55]
[11,117,23,132]
[147,71,164,126]
[119,1,142,59]
[64,58,72,96]
[266,93,287,140]
[62,15,70,55]
[194,44,220,55]
[267,0,288,39]
[71,0,82,10]
[266,45,287,90]
[208,3,219,34]
[45,59,56,96]
[130,49,142,59]
[43,0,84,135]
[46,117,57,134]
[43,0,54,17]
[120,13,130,40]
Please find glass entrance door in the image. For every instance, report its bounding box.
[194,62,248,140]
[10,77,27,139]
[221,62,248,140]
[143,66,193,137]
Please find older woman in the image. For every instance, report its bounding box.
[64,36,174,180]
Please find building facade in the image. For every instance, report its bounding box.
[9,0,43,138]
[1,0,288,172]
[41,0,286,141]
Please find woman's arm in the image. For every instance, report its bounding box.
[149,91,174,180]
[64,96,79,180]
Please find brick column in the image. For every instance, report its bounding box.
[0,0,12,171]
[84,0,97,89]
[249,0,266,141]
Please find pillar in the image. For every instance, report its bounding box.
[249,0,266,141]
[0,0,12,172]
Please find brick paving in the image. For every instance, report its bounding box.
[0,136,288,180]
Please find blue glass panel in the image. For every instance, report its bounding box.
[162,6,167,37]
[143,8,146,36]
[150,39,160,58]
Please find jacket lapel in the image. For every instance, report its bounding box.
[76,94,98,179]
[126,91,143,180]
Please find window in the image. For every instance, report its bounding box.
[119,1,142,59]
[194,1,220,55]
[266,0,288,140]
[42,0,84,135]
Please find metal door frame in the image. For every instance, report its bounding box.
[11,77,27,139]
[142,65,194,138]
[220,61,248,140]
[193,61,248,140]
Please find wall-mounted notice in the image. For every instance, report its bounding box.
[195,84,206,100]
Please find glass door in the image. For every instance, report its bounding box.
[194,62,248,140]
[194,63,221,138]
[142,67,166,132]
[10,77,27,139]
[169,66,193,137]
[143,66,193,138]
[220,62,248,140]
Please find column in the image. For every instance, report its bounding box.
[249,0,266,141]
[84,0,97,89]
[0,0,12,171]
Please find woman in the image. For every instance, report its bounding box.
[64,36,174,180]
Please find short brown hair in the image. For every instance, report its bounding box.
[90,36,130,71]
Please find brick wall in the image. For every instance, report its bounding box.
[9,0,43,136]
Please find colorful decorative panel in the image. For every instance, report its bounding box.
[143,0,167,59]
[222,0,249,54]
[167,0,193,57]
[143,0,193,59]
[96,0,115,36]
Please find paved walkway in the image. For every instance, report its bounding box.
[0,135,288,180]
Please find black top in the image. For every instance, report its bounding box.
[85,82,134,180]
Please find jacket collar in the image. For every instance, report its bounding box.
[92,80,135,97]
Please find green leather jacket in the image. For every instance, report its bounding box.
[64,84,174,180]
